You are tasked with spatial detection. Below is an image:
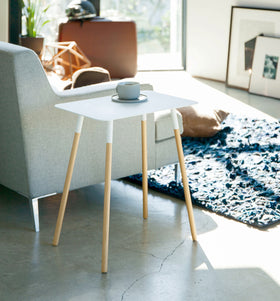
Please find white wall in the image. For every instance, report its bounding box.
[0,0,9,42]
[186,0,280,81]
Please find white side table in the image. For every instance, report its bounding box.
[52,90,198,273]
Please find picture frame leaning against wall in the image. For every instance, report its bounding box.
[226,6,280,90]
[249,35,280,99]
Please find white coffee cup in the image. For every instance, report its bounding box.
[116,81,140,100]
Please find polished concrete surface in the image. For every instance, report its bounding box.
[1,180,280,301]
[1,72,280,300]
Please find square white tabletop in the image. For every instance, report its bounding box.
[55,90,197,121]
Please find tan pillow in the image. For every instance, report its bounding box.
[177,104,229,137]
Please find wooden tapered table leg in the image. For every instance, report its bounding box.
[142,114,148,219]
[101,121,113,273]
[171,109,197,241]
[53,115,84,246]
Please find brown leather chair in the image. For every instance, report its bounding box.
[58,19,137,79]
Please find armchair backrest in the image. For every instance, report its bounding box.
[0,42,55,196]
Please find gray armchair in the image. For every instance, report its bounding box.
[0,42,183,232]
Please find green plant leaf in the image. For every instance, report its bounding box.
[21,0,50,37]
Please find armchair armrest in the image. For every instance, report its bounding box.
[54,81,153,103]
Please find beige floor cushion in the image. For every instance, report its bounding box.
[177,104,229,137]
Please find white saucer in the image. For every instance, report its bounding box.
[112,94,148,103]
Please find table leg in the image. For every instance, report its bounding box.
[171,109,197,241]
[53,115,84,246]
[142,114,148,219]
[101,120,113,273]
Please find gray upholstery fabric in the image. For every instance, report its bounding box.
[0,43,31,197]
[155,138,179,169]
[154,109,183,142]
[0,42,181,203]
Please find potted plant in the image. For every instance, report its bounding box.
[19,0,50,57]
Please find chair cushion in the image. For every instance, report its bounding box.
[177,104,229,137]
[154,110,183,142]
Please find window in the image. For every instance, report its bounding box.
[35,0,184,71]
[101,0,184,70]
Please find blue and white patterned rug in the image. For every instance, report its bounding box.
[128,114,280,228]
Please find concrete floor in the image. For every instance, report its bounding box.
[1,72,280,300]
[1,181,280,301]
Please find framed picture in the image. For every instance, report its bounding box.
[249,36,280,98]
[226,6,280,90]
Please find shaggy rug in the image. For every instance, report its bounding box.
[128,114,280,228]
